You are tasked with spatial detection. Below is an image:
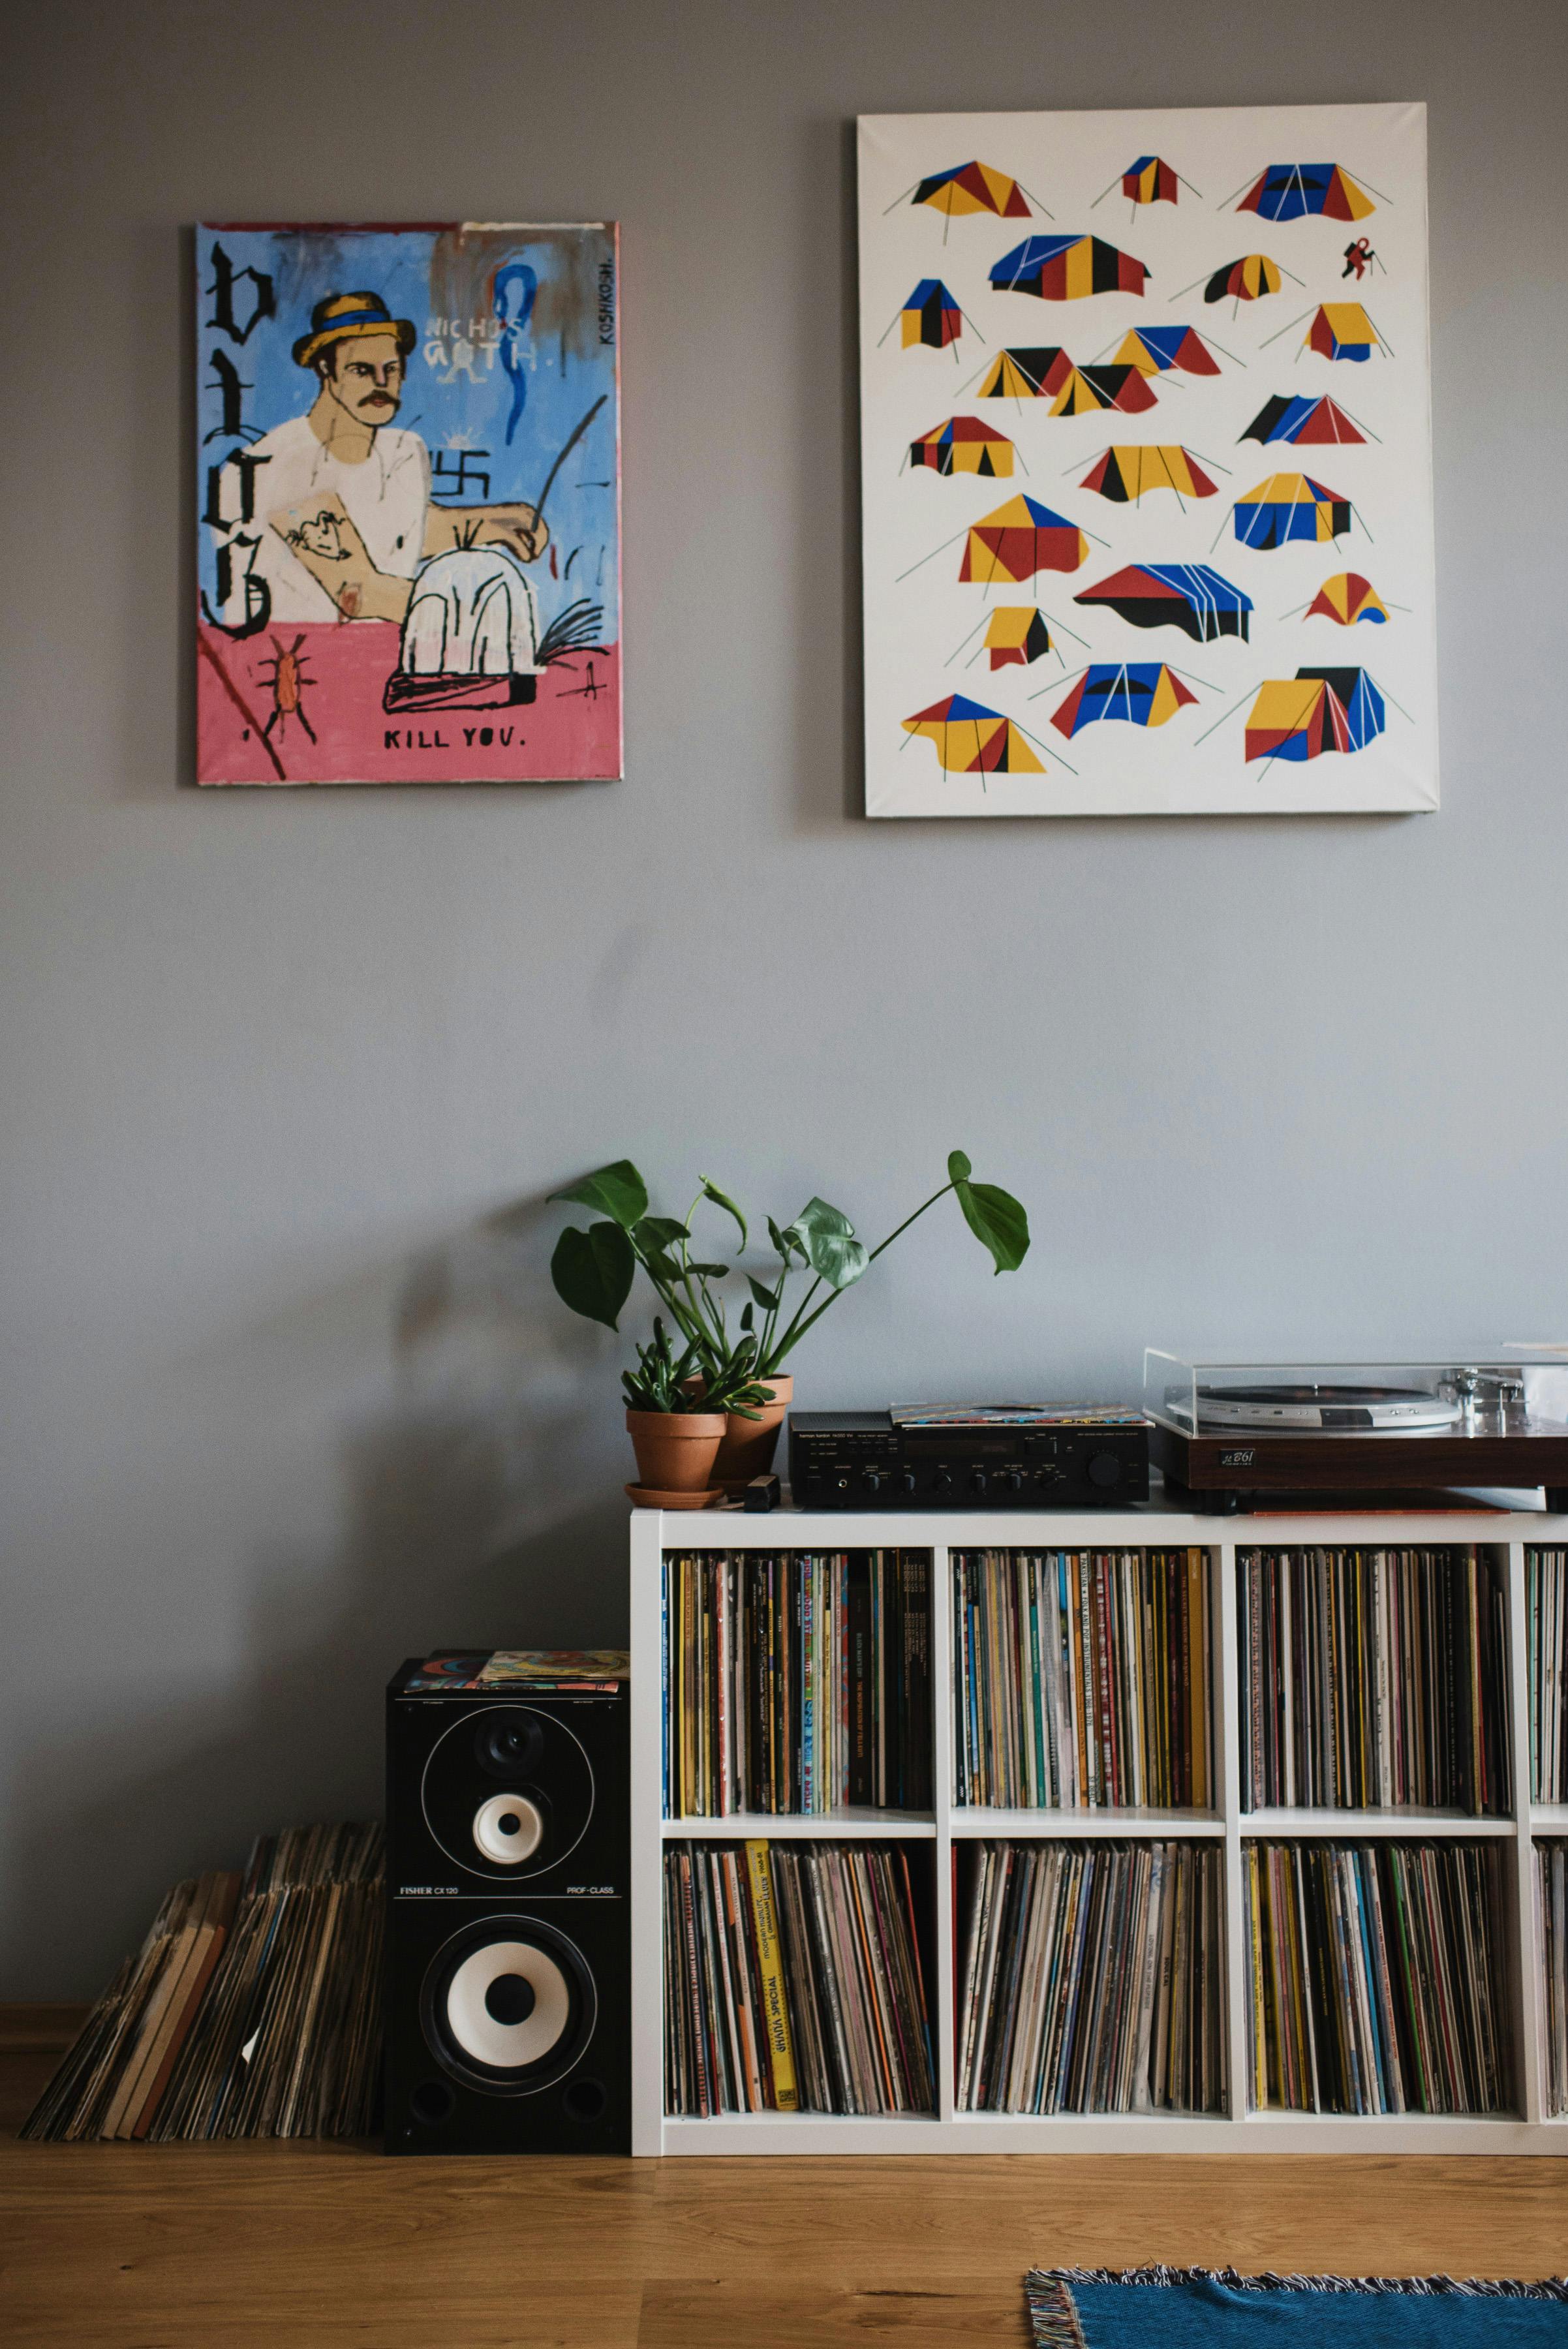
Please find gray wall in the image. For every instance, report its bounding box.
[2,0,1564,1995]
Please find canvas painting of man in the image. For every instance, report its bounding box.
[196,223,621,785]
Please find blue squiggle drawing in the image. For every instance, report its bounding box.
[493,261,538,446]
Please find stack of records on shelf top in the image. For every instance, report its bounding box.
[22,1822,384,2142]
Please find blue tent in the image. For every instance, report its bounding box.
[1073,562,1253,643]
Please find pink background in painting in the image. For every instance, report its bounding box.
[197,623,621,785]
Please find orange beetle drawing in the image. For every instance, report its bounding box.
[256,634,318,745]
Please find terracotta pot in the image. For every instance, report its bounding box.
[713,1375,794,1494]
[625,1409,726,1495]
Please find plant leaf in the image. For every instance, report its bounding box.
[748,1275,782,1312]
[951,1174,1030,1274]
[785,1198,869,1292]
[550,1220,636,1328]
[686,1261,730,1279]
[634,1215,690,1253]
[768,1215,806,1265]
[548,1160,649,1231]
[699,1176,748,1251]
[947,1149,972,1185]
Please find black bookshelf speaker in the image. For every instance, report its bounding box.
[384,1654,630,2155]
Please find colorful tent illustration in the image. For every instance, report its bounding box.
[913,162,1030,220]
[1306,302,1383,361]
[1122,155,1178,205]
[1051,662,1197,737]
[1233,473,1351,549]
[902,694,1044,773]
[1242,393,1366,446]
[1073,563,1252,643]
[901,279,964,350]
[1238,163,1376,223]
[1049,363,1157,416]
[960,495,1088,583]
[975,346,1072,399]
[1306,573,1388,626]
[910,417,1016,476]
[1115,325,1220,376]
[1244,668,1385,761]
[984,608,1053,668]
[991,234,1148,301]
[1080,445,1218,504]
[1205,254,1282,304]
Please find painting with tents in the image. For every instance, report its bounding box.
[859,104,1436,816]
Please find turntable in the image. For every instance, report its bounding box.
[1144,1351,1568,1513]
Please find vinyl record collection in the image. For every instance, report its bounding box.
[1238,1547,1510,1815]
[1528,1548,1568,1802]
[23,1823,384,2142]
[1540,1841,1568,2117]
[952,1550,1212,1810]
[955,1839,1223,2114]
[663,1839,934,2115]
[1243,1841,1511,2115]
[664,1550,931,1815]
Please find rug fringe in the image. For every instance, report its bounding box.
[1027,2265,1568,2304]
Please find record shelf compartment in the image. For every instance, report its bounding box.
[629,1505,1568,2154]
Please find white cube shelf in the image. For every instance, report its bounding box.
[630,1503,1568,2155]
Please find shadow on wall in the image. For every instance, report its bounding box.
[8,1199,630,1990]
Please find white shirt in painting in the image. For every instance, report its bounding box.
[218,413,431,622]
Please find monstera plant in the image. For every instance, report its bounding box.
[549,1154,1031,1497]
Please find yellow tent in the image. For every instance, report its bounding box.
[1081,446,1218,503]
[902,693,1045,773]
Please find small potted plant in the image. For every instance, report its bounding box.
[550,1153,1030,1491]
[619,1318,731,1503]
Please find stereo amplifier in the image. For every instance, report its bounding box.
[788,1407,1149,1510]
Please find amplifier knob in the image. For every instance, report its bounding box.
[1087,1451,1124,1489]
[900,1469,919,1495]
[932,1469,953,1495]
[970,1468,988,1496]
[1001,1469,1024,1493]
[863,1468,885,1493]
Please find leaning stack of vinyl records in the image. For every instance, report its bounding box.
[955,1840,1224,2113]
[1528,1548,1568,1801]
[1244,1841,1511,2114]
[1540,1842,1568,2117]
[22,1822,384,2142]
[1238,1546,1510,1814]
[951,1550,1212,1809]
[664,1839,934,2116]
[664,1550,931,1815]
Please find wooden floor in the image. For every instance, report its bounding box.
[3,2013,1566,2348]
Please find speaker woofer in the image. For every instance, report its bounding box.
[420,1916,597,2096]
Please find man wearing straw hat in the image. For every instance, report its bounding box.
[214,289,548,625]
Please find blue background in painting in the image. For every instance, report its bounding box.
[195,224,619,637]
